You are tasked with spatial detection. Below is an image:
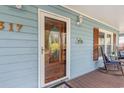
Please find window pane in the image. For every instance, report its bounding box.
[99,32,105,56]
[106,34,111,56]
[119,36,124,50]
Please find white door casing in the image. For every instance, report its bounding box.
[38,9,70,87]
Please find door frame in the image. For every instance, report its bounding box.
[38,9,71,88]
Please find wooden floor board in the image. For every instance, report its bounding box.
[67,70,124,88]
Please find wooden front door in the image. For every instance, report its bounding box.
[39,10,70,87]
[44,17,66,83]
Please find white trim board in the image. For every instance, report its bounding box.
[38,8,71,88]
[62,5,119,31]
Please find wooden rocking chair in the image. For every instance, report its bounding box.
[100,46,124,76]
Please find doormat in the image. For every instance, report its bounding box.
[52,82,72,88]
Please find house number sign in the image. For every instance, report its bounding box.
[0,21,23,32]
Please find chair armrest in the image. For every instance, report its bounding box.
[105,61,121,65]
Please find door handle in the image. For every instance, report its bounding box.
[41,47,44,54]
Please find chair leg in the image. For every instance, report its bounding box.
[117,64,120,70]
[106,65,109,73]
[120,65,124,76]
[114,64,117,70]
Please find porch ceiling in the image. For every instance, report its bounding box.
[66,5,124,34]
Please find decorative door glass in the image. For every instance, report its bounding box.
[45,17,66,83]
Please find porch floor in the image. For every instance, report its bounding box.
[67,69,124,88]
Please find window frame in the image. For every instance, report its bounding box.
[99,29,114,58]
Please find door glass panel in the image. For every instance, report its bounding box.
[49,26,60,63]
[45,17,66,83]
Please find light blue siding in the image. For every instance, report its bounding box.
[0,5,119,87]
[0,5,38,88]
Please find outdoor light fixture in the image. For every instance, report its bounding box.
[16,5,22,9]
[77,15,83,25]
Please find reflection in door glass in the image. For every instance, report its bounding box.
[45,17,66,83]
[49,26,60,63]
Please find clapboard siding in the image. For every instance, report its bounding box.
[0,68,37,81]
[9,5,38,14]
[0,13,37,27]
[0,61,37,73]
[0,5,38,88]
[0,69,37,88]
[0,48,37,56]
[1,22,37,34]
[0,6,37,21]
[0,32,37,40]
[0,5,119,87]
[0,40,37,48]
[0,55,37,65]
